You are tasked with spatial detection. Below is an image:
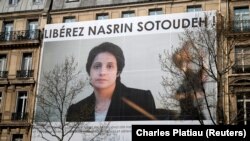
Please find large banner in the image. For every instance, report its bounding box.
[32,11,217,141]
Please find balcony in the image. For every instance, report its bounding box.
[232,65,250,74]
[231,20,250,33]
[0,30,40,47]
[11,112,28,121]
[0,71,8,78]
[229,65,250,93]
[7,70,35,85]
[16,70,34,78]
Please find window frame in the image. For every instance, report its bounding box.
[12,134,23,141]
[0,92,3,113]
[237,93,250,125]
[9,0,19,5]
[187,5,202,12]
[122,11,135,18]
[0,54,7,78]
[33,0,42,4]
[234,46,250,73]
[27,20,39,39]
[96,13,109,20]
[148,8,163,16]
[66,0,79,3]
[15,91,28,119]
[3,21,14,41]
[63,16,76,23]
[233,6,250,32]
[21,52,33,71]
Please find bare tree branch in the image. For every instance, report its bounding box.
[34,56,85,141]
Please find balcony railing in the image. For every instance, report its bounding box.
[232,65,250,74]
[16,70,34,78]
[0,29,40,42]
[232,20,250,32]
[0,71,8,78]
[11,112,28,121]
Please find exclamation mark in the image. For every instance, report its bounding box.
[213,16,215,26]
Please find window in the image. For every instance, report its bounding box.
[187,5,202,12]
[33,0,42,4]
[237,94,250,125]
[4,22,13,41]
[28,20,38,39]
[234,47,250,73]
[9,0,19,5]
[66,0,79,2]
[96,13,109,20]
[12,134,23,141]
[0,92,2,121]
[234,7,250,32]
[63,17,76,23]
[19,53,32,77]
[96,0,112,5]
[122,11,135,18]
[0,92,2,112]
[0,54,7,78]
[15,91,27,120]
[148,8,163,16]
[21,53,32,71]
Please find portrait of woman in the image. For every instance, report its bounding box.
[66,42,157,122]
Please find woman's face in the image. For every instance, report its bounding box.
[90,52,118,90]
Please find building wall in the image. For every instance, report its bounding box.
[50,0,220,23]
[0,0,50,140]
[0,0,250,140]
[226,1,250,125]
[0,0,47,13]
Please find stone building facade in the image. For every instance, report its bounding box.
[0,0,250,140]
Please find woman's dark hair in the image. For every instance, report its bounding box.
[86,42,125,79]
